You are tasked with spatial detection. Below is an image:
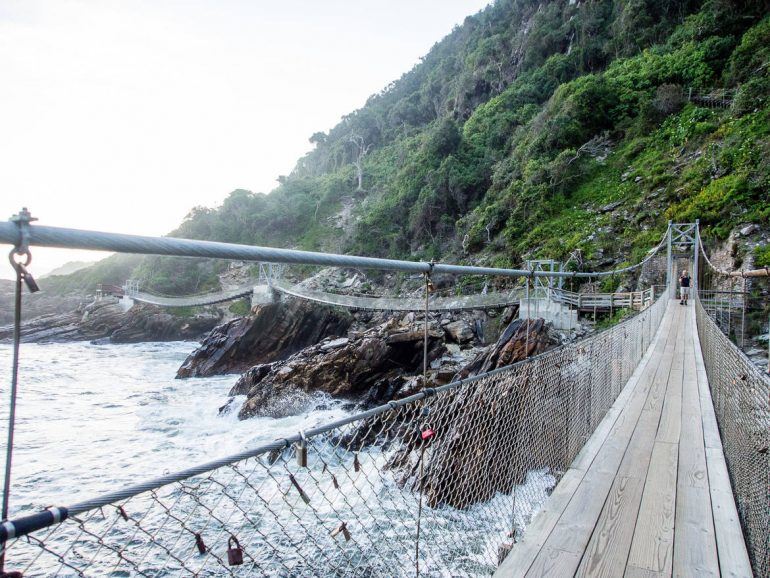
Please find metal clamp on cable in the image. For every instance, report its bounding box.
[8,208,39,293]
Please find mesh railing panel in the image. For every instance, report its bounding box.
[1,296,668,577]
[695,296,770,577]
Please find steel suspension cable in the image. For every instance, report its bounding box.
[698,227,770,278]
[0,218,670,281]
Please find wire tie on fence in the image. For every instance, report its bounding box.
[330,522,351,542]
[422,387,436,397]
[288,474,310,505]
[194,532,206,554]
[387,400,398,410]
[117,506,129,522]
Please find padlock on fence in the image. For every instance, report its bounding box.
[227,535,244,566]
[194,532,206,554]
[295,431,308,467]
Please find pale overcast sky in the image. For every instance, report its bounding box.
[0,0,491,278]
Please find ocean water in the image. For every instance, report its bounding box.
[0,341,553,577]
[0,341,350,517]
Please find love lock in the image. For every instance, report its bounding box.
[227,535,244,566]
[295,431,308,468]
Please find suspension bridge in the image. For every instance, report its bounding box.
[0,213,767,577]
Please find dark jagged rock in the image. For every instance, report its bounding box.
[379,317,554,508]
[454,318,550,379]
[176,298,352,378]
[232,319,446,419]
[0,299,220,344]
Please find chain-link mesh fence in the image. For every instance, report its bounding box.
[0,294,667,577]
[695,295,770,577]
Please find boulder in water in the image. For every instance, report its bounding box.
[176,297,352,378]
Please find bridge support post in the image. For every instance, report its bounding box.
[666,220,673,299]
[693,219,700,297]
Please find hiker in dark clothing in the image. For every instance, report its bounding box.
[679,270,691,305]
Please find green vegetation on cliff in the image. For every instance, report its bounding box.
[60,0,770,293]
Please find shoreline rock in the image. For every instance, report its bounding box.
[0,298,221,344]
[176,298,352,378]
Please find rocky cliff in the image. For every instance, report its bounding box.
[0,298,221,344]
[176,297,353,378]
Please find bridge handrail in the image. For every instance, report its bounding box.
[0,220,667,280]
[550,286,654,310]
[0,292,670,576]
[694,293,769,577]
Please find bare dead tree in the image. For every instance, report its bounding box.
[349,134,373,191]
[568,132,612,165]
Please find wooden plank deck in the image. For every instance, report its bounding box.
[495,301,752,578]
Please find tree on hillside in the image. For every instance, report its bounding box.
[349,134,372,191]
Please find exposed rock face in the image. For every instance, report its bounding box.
[232,319,446,419]
[176,298,352,378]
[455,318,551,379]
[384,318,555,509]
[0,299,220,344]
[443,320,475,344]
[109,307,220,343]
[230,313,553,424]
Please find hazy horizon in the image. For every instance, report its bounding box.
[1,0,491,279]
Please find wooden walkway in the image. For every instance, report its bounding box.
[496,301,753,577]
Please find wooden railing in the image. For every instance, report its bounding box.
[550,286,655,312]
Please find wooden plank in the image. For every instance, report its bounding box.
[624,566,666,578]
[673,485,719,576]
[626,441,679,574]
[499,468,585,577]
[691,306,752,577]
[524,547,583,578]
[656,368,682,443]
[705,448,752,577]
[575,476,645,577]
[673,307,719,577]
[677,412,708,488]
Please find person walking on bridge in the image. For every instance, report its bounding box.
[679,269,691,305]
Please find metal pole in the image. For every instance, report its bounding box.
[727,279,732,339]
[741,276,746,349]
[666,221,673,299]
[525,276,531,359]
[693,219,700,301]
[423,273,430,378]
[1,264,22,573]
